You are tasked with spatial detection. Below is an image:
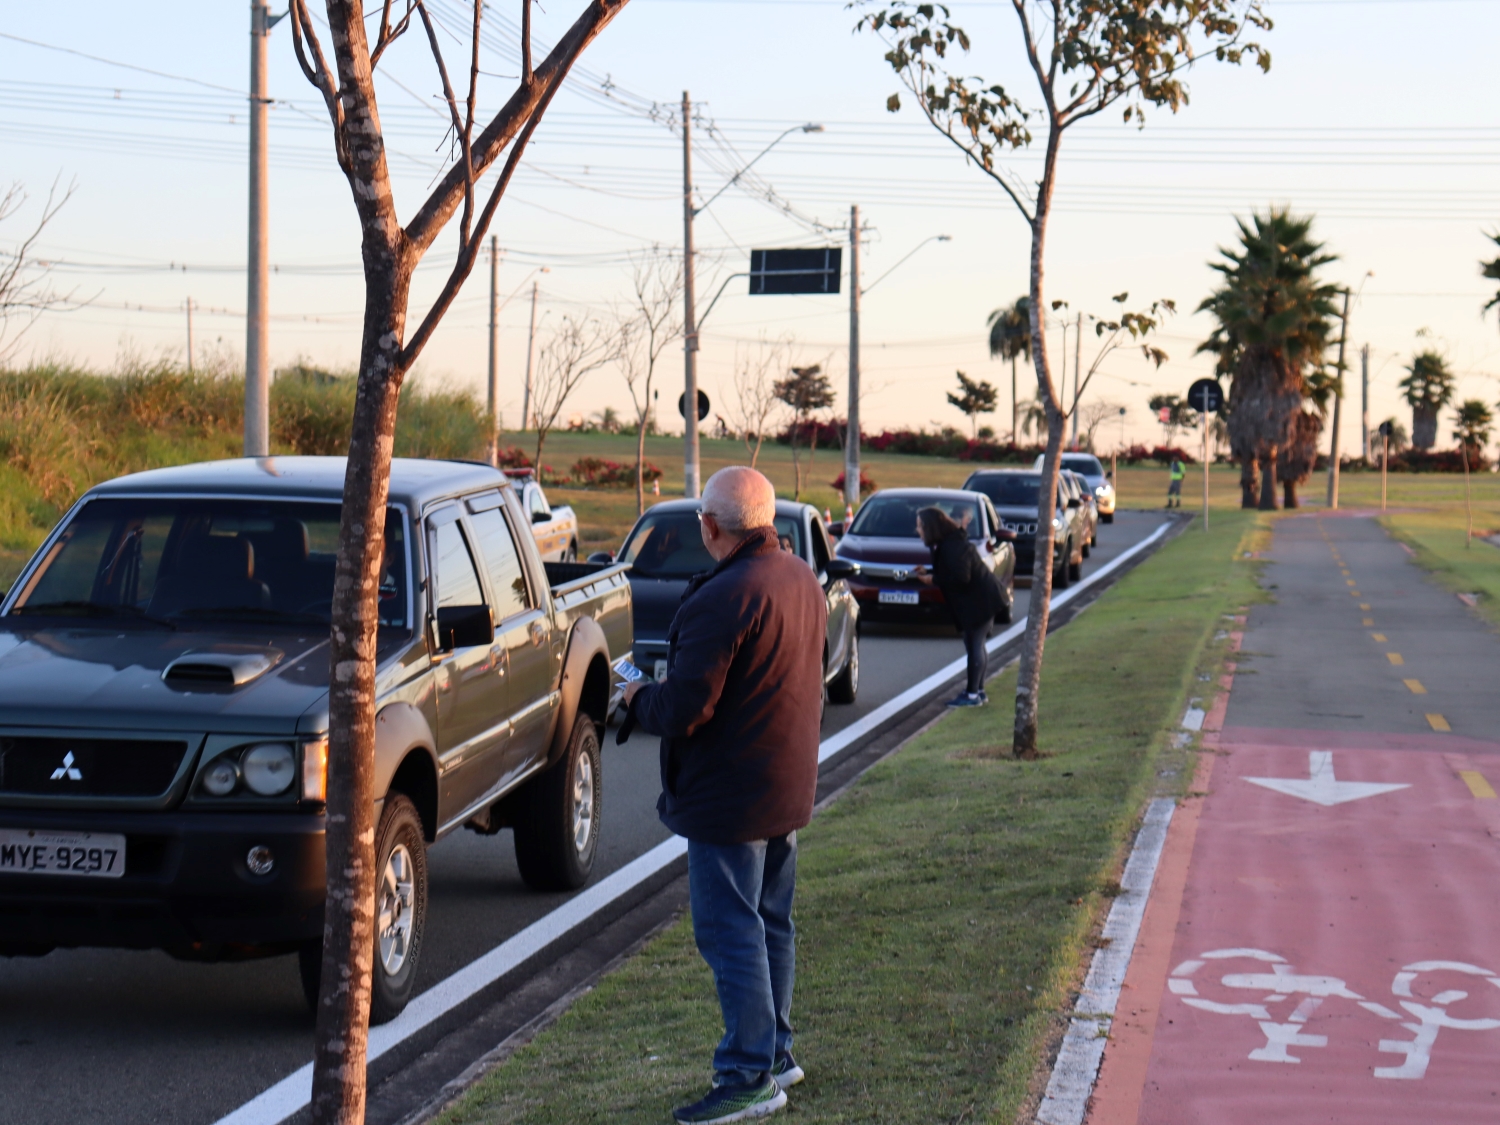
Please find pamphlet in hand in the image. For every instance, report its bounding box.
[612,657,649,684]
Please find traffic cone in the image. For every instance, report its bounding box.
[652,479,660,496]
[845,503,854,523]
[823,507,832,523]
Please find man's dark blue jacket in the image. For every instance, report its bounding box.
[630,525,827,845]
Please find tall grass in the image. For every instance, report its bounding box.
[0,361,489,576]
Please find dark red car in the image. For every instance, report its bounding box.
[832,488,1016,625]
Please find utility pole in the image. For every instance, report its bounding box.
[486,236,500,464]
[1070,311,1082,448]
[681,91,701,499]
[244,0,279,457]
[1325,288,1350,509]
[844,204,861,514]
[1360,343,1370,461]
[522,280,539,431]
[185,298,196,374]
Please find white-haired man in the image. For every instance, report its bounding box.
[623,466,827,1124]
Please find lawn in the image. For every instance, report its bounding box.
[432,510,1266,1125]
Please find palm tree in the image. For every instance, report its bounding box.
[1483,232,1500,331]
[1454,399,1493,460]
[1197,209,1341,510]
[987,296,1031,442]
[1276,367,1334,509]
[1399,350,1456,450]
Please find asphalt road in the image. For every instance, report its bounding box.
[0,511,1167,1125]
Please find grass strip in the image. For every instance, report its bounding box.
[434,511,1264,1125]
[1379,510,1500,628]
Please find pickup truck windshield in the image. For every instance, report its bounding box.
[847,495,982,539]
[8,498,409,628]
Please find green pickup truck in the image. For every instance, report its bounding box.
[0,456,632,1020]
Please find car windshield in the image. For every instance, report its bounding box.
[1062,455,1105,476]
[848,495,981,539]
[967,474,1042,508]
[620,509,806,578]
[7,498,409,628]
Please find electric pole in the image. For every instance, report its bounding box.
[844,204,861,513]
[681,91,701,499]
[185,298,196,374]
[244,0,279,457]
[1070,311,1082,448]
[1360,343,1370,462]
[523,280,539,431]
[1325,288,1351,509]
[487,236,500,463]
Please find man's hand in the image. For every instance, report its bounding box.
[623,680,648,706]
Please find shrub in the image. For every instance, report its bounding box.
[570,457,664,488]
[829,469,877,495]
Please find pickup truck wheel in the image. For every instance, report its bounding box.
[1101,512,1114,524]
[1068,554,1083,583]
[514,713,601,891]
[827,629,859,704]
[297,793,428,1024]
[994,580,1014,625]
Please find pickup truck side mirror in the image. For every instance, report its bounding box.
[586,550,614,564]
[434,604,494,651]
[824,558,860,582]
[1067,497,1081,509]
[531,509,551,524]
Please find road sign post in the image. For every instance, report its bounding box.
[1378,421,1393,512]
[1186,379,1224,532]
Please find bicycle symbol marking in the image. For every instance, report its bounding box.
[1169,948,1500,1079]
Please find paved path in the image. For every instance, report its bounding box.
[1090,513,1500,1124]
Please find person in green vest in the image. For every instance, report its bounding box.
[1166,458,1185,508]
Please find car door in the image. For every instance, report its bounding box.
[524,482,560,561]
[426,505,506,816]
[809,512,851,674]
[467,495,558,781]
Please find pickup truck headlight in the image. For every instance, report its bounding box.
[201,756,240,797]
[1052,515,1066,530]
[301,737,328,803]
[243,743,296,796]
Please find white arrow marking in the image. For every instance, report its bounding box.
[1245,751,1409,807]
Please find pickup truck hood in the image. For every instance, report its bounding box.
[0,625,408,735]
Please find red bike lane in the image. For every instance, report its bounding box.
[1087,515,1500,1124]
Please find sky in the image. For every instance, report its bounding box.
[2,0,1498,454]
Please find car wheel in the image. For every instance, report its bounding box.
[300,792,429,1024]
[827,629,859,704]
[1052,539,1071,589]
[564,541,578,563]
[514,713,601,892]
[1101,512,1114,524]
[994,580,1014,625]
[1081,537,1092,559]
[1069,553,1083,582]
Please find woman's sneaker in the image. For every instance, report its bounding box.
[673,1077,786,1124]
[945,692,985,707]
[771,1052,804,1088]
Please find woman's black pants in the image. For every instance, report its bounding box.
[962,625,989,695]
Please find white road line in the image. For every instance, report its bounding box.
[1036,798,1177,1125]
[215,519,1173,1125]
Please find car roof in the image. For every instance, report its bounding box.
[966,468,1039,478]
[632,498,816,518]
[86,456,510,513]
[860,487,990,500]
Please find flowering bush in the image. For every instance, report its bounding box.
[829,469,878,495]
[497,445,532,469]
[569,457,664,488]
[1117,443,1196,466]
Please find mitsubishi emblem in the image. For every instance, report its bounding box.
[50,751,83,781]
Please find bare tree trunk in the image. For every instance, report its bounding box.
[1283,477,1298,509]
[635,421,647,515]
[1013,129,1065,760]
[791,422,803,500]
[1011,355,1018,442]
[750,433,763,469]
[1258,448,1279,511]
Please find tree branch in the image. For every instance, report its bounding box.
[522,0,534,86]
[370,0,415,68]
[414,0,475,243]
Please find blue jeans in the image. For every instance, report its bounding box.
[687,833,797,1087]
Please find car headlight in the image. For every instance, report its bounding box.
[301,737,328,803]
[1052,515,1065,530]
[201,756,240,797]
[242,743,296,796]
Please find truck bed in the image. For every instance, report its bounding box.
[544,560,634,676]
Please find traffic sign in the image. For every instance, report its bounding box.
[1378,420,1394,438]
[749,248,842,295]
[678,389,710,421]
[1187,378,1225,414]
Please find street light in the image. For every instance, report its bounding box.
[693,123,825,218]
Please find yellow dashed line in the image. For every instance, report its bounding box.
[1341,569,1350,576]
[1427,713,1451,732]
[1387,652,1404,665]
[1371,633,1388,642]
[1362,618,1375,626]
[1350,590,1361,597]
[1403,679,1427,694]
[1460,771,1497,799]
[1346,579,1357,586]
[1360,603,1371,611]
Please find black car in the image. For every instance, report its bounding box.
[607,499,862,704]
[962,469,1086,587]
[831,488,1016,625]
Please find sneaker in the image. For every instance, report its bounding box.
[673,1078,786,1124]
[771,1052,805,1088]
[945,692,985,707]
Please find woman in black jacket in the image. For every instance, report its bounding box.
[916,506,1002,707]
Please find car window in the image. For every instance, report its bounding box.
[966,474,1041,508]
[619,510,714,578]
[433,521,484,609]
[773,514,803,559]
[847,495,982,539]
[467,508,532,620]
[1062,454,1105,476]
[9,498,408,627]
[981,498,1000,535]
[809,517,833,571]
[527,485,549,518]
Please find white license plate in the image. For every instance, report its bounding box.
[654,659,669,683]
[0,828,126,879]
[878,590,921,606]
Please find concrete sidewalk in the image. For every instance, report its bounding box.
[1087,513,1500,1124]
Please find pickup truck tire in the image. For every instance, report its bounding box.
[1101,512,1114,524]
[1053,539,1072,590]
[1068,554,1083,583]
[827,629,859,704]
[297,792,428,1024]
[513,713,601,891]
[994,582,1014,625]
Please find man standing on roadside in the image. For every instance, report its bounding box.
[623,466,827,1125]
[1166,457,1185,508]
